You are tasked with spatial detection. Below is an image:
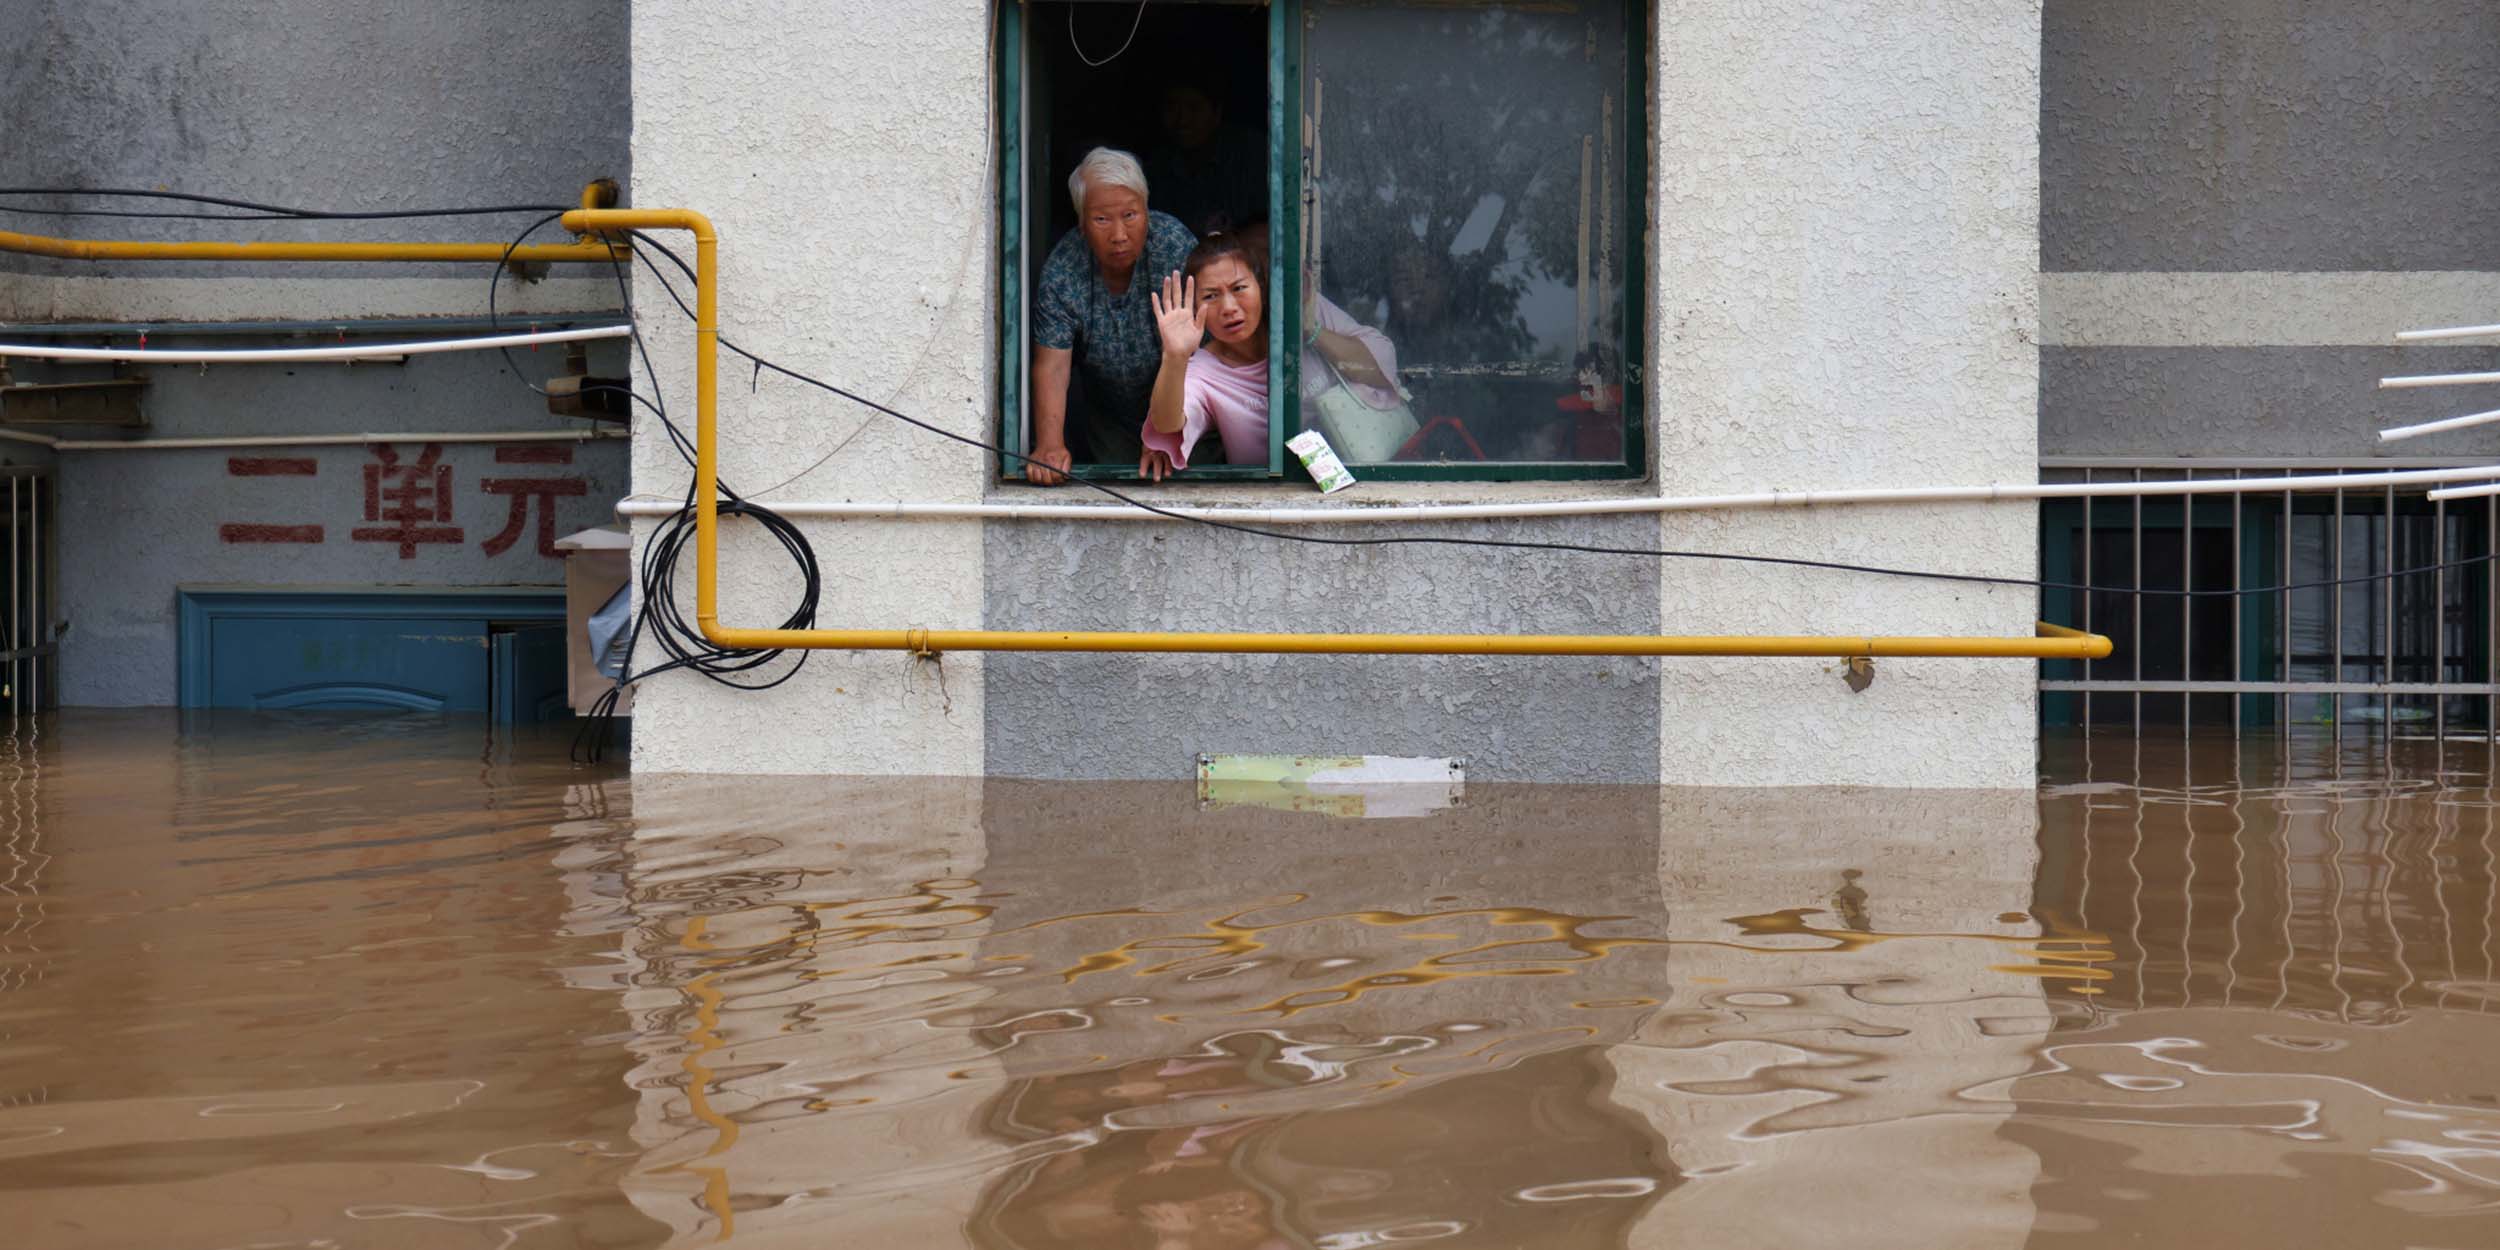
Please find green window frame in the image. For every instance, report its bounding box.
[996,0,1646,484]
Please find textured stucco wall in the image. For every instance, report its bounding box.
[1649,2,2042,787]
[983,519,1661,782]
[0,0,629,320]
[55,343,631,706]
[2043,0,2500,273]
[626,0,993,775]
[630,2,2043,786]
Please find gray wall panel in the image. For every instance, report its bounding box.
[0,0,629,279]
[2044,0,2500,272]
[2041,345,2500,459]
[982,516,1663,783]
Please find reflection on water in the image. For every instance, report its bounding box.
[3,714,2498,1247]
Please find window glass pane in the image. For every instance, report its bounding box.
[1300,1,1632,467]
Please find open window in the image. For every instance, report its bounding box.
[998,1,1645,483]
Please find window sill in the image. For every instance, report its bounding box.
[985,475,1659,509]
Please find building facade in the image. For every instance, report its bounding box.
[9,3,2491,785]
[625,0,2039,785]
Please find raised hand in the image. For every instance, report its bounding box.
[1150,270,1207,359]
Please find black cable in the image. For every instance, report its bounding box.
[573,479,823,764]
[486,213,572,399]
[0,204,305,221]
[18,185,2494,602]
[0,187,574,220]
[432,207,798,762]
[621,230,2500,603]
[563,234,823,762]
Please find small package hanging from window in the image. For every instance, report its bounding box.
[1287,430,1357,494]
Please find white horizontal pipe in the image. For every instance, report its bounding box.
[0,323,628,364]
[612,465,2500,525]
[2382,370,2500,389]
[2429,482,2500,501]
[6,429,623,452]
[2398,323,2500,342]
[2381,407,2500,442]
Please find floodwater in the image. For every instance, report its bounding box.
[4,714,2499,1249]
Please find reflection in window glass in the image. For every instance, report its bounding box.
[1301,1,1632,467]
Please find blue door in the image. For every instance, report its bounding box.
[178,589,567,711]
[207,615,491,711]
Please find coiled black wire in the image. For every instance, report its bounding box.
[550,227,822,763]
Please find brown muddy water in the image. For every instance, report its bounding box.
[3,712,2499,1248]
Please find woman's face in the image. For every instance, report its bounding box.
[1080,184,1148,275]
[1192,256,1263,348]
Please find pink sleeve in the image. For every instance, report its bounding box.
[1141,367,1212,470]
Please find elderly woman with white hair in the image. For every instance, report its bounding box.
[1025,146,1197,483]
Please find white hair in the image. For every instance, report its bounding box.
[1068,147,1150,216]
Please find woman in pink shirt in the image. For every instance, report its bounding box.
[1139,233,1271,480]
[1139,232,1405,480]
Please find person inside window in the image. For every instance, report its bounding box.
[1136,228,1406,479]
[1027,147,1198,484]
[1139,233,1270,481]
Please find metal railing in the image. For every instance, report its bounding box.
[2038,457,2500,737]
[0,467,52,716]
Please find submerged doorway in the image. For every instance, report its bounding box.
[177,587,569,723]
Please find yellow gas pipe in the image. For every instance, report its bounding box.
[0,230,619,266]
[0,194,2112,664]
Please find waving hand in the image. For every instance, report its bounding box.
[1151,271,1206,359]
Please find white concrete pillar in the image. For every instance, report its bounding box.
[628,0,992,775]
[1650,2,2043,787]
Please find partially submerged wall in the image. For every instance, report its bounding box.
[626,1,2039,786]
[53,346,629,706]
[626,0,994,776]
[1649,2,2041,787]
[7,0,634,706]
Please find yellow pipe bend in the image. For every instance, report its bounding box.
[0,201,2118,664]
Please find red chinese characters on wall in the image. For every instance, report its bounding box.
[214,442,589,559]
[218,456,324,543]
[480,446,590,558]
[351,442,462,558]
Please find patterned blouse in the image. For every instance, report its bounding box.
[1032,210,1197,461]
